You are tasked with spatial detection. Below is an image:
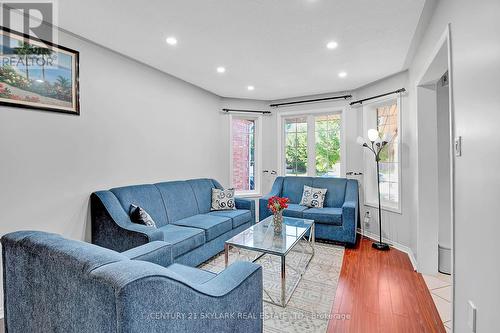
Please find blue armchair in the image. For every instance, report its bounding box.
[260,176,358,245]
[2,231,263,333]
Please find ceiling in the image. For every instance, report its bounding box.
[58,0,426,100]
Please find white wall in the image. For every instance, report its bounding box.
[0,30,229,244]
[408,0,500,331]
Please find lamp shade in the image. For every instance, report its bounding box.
[356,136,366,146]
[367,129,379,142]
[382,133,391,143]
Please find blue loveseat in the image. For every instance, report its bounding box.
[1,231,263,333]
[91,178,255,267]
[260,176,358,245]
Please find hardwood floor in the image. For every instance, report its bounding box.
[327,237,446,333]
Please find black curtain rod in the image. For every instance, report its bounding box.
[222,108,271,114]
[269,94,352,108]
[350,88,406,106]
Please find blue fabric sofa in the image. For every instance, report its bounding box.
[91,178,255,267]
[1,231,263,333]
[259,176,358,245]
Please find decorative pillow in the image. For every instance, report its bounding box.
[300,185,327,208]
[129,204,157,228]
[211,188,236,211]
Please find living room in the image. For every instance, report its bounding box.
[0,1,498,332]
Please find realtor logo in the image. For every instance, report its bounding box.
[0,0,58,50]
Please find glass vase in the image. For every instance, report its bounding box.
[273,211,283,234]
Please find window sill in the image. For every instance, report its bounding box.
[364,201,402,214]
[235,192,261,199]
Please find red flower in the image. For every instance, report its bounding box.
[267,196,289,214]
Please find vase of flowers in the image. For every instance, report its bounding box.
[267,196,289,234]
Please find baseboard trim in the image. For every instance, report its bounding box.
[357,228,418,270]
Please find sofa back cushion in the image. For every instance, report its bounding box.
[156,181,199,222]
[187,178,217,213]
[2,231,125,333]
[111,184,169,227]
[312,177,347,208]
[282,177,313,204]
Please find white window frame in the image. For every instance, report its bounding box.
[229,113,262,197]
[362,95,402,214]
[277,107,346,177]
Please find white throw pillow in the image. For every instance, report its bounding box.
[300,185,327,208]
[211,188,236,211]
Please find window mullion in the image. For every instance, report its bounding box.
[307,115,316,177]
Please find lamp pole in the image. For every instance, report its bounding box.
[357,132,390,251]
[372,142,389,251]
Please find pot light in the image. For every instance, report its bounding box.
[338,71,347,78]
[326,41,338,49]
[166,37,177,46]
[247,85,255,91]
[216,66,226,73]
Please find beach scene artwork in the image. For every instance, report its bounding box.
[0,28,79,114]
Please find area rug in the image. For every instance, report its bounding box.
[199,241,344,333]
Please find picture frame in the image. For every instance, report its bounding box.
[0,27,80,115]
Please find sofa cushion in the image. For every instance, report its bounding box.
[303,207,343,226]
[211,188,236,211]
[312,178,347,208]
[166,263,216,284]
[282,177,314,204]
[187,178,217,213]
[282,204,308,218]
[208,209,252,228]
[300,185,328,208]
[159,224,206,258]
[156,181,199,222]
[172,214,232,241]
[111,184,169,227]
[129,205,157,228]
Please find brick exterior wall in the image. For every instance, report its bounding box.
[232,119,253,191]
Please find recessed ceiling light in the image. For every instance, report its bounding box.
[326,41,338,49]
[247,85,255,91]
[166,37,177,46]
[216,66,226,73]
[338,71,347,78]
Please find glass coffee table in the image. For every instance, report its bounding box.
[224,216,315,307]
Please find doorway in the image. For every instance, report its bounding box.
[415,25,454,331]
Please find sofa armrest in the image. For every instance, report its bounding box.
[92,260,263,332]
[91,192,164,252]
[121,241,173,267]
[341,179,359,245]
[235,198,255,223]
[195,261,261,297]
[258,177,284,221]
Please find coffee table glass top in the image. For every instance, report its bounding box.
[225,216,314,256]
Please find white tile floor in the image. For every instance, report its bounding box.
[423,273,453,332]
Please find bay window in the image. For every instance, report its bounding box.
[281,111,343,177]
[362,97,401,212]
[230,115,261,195]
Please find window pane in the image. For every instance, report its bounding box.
[285,117,307,176]
[232,118,255,191]
[315,114,341,177]
[377,102,399,206]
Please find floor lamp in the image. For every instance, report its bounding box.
[357,129,390,251]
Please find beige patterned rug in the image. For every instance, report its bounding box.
[199,241,344,333]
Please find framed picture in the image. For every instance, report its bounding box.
[0,27,79,115]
